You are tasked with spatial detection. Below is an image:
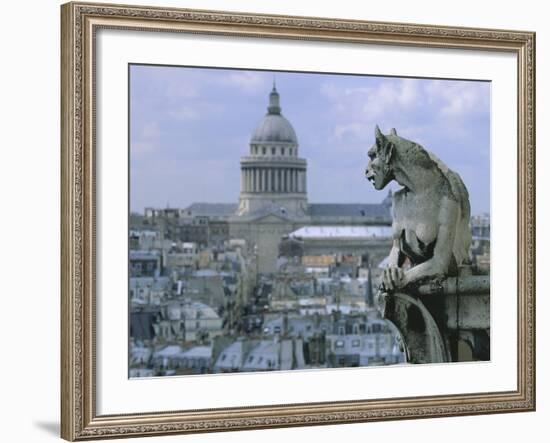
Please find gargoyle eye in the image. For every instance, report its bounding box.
[367,147,376,159]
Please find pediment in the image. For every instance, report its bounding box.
[250,213,289,223]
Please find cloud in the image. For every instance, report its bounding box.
[165,82,200,100]
[220,71,269,94]
[319,77,488,144]
[132,140,158,156]
[168,106,199,121]
[424,80,489,117]
[132,122,160,156]
[333,123,365,141]
[140,121,160,138]
[362,79,420,119]
[167,102,224,122]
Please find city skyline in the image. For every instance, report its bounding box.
[130,65,491,215]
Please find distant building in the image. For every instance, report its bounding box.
[129,276,170,306]
[471,213,491,273]
[212,337,306,373]
[130,250,161,277]
[151,345,212,375]
[471,213,490,239]
[154,301,223,343]
[164,242,199,271]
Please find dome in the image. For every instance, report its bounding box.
[251,114,298,144]
[250,84,298,145]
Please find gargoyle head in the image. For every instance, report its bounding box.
[365,125,396,190]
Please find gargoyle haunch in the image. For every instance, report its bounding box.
[365,125,472,292]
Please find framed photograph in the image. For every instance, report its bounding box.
[61,1,536,440]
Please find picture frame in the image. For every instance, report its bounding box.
[60,1,536,440]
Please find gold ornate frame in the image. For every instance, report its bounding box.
[60,1,536,440]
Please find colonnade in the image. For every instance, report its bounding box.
[241,167,306,193]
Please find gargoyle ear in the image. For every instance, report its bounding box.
[390,128,397,136]
[374,125,384,140]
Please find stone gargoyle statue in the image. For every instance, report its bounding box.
[365,125,472,292]
[365,126,484,364]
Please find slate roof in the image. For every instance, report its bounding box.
[184,203,238,217]
[290,226,393,239]
[130,311,159,341]
[308,203,390,219]
[238,203,294,222]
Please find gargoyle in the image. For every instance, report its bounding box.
[365,126,472,292]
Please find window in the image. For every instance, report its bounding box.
[248,356,254,363]
[335,340,345,348]
[271,147,276,155]
[352,339,361,347]
[262,147,266,155]
[281,147,285,155]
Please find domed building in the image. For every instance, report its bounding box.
[227,84,392,273]
[236,83,308,218]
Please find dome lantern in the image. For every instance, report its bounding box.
[250,84,298,145]
[267,82,281,115]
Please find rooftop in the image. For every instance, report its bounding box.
[290,226,393,239]
[183,202,238,217]
[308,203,391,219]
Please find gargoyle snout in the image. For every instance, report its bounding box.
[365,167,375,182]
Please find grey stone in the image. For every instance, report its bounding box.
[366,126,489,364]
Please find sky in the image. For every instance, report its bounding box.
[130,65,490,215]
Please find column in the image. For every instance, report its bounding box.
[267,169,272,192]
[254,168,259,192]
[292,170,296,193]
[288,169,291,193]
[289,169,293,193]
[274,168,279,192]
[241,169,245,192]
